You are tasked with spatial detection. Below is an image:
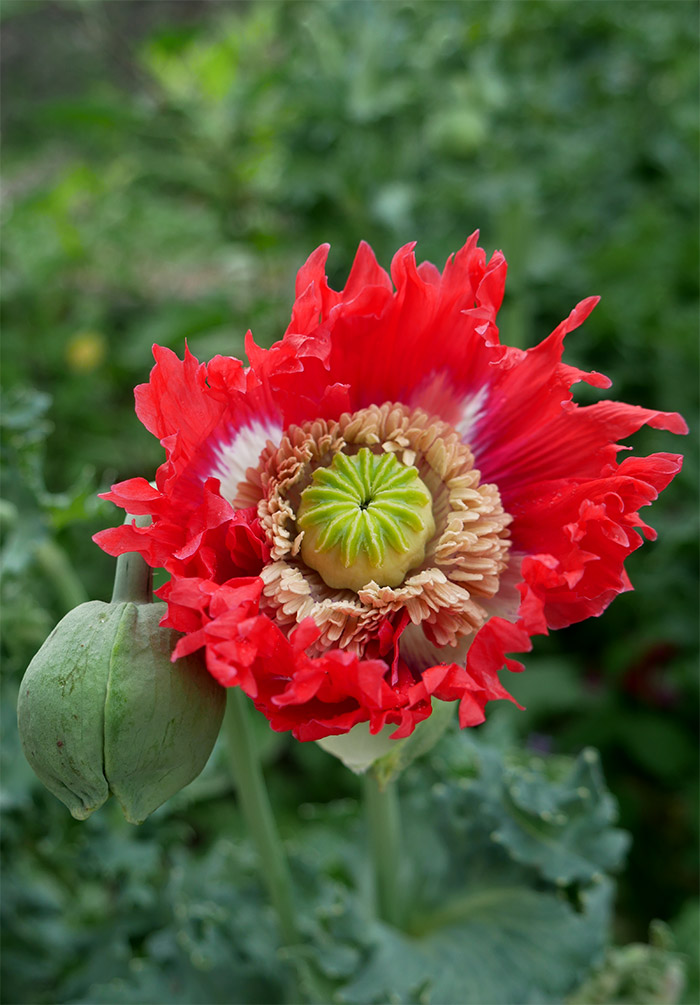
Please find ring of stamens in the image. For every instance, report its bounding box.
[240,403,512,658]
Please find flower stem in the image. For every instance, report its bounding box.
[111,513,153,605]
[34,539,89,614]
[110,550,153,605]
[364,772,403,927]
[223,688,299,948]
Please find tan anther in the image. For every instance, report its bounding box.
[245,402,512,658]
[259,562,387,656]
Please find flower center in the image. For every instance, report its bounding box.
[297,447,435,592]
[245,403,512,657]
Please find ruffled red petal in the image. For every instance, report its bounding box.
[188,599,471,741]
[465,451,685,691]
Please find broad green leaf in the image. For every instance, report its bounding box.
[339,881,612,1005]
[297,731,629,1005]
[495,747,630,884]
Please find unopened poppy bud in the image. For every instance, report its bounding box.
[17,543,225,824]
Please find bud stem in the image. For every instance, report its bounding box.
[110,551,153,605]
[34,538,89,614]
[223,689,300,950]
[110,514,153,605]
[364,771,404,927]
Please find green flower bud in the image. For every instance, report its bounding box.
[17,547,225,824]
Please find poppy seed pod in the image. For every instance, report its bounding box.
[17,547,225,824]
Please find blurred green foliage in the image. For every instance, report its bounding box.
[1,1,698,1002]
[0,716,643,1005]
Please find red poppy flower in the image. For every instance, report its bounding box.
[94,234,687,742]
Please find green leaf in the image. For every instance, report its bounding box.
[494,747,631,885]
[423,734,629,888]
[339,881,612,1005]
[296,730,628,1005]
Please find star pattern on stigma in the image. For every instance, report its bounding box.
[297,447,435,588]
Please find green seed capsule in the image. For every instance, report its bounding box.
[17,599,225,824]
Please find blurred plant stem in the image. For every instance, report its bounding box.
[34,539,89,614]
[224,688,302,994]
[364,772,403,927]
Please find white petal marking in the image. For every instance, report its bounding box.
[210,418,282,505]
[456,385,489,444]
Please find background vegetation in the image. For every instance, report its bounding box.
[1,1,697,1002]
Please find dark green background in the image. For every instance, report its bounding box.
[1,2,698,1002]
